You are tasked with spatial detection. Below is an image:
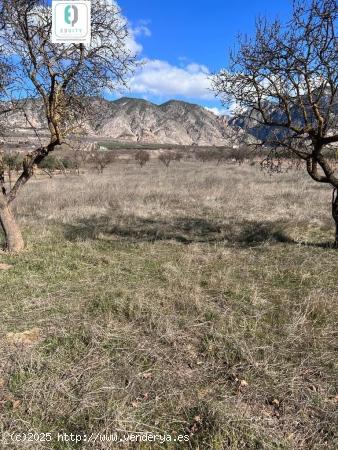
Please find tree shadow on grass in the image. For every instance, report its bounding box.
[62,214,294,247]
[299,241,337,249]
[0,231,5,250]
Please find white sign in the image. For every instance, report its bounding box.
[52,1,91,44]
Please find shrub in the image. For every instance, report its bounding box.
[174,152,183,162]
[3,152,22,172]
[61,157,76,170]
[159,151,176,167]
[38,154,61,172]
[2,152,23,188]
[135,150,150,167]
[226,147,251,164]
[195,149,210,163]
[89,149,116,173]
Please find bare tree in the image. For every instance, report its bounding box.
[0,16,19,250]
[135,149,150,167]
[89,145,116,174]
[195,148,210,163]
[65,140,93,175]
[174,151,183,162]
[0,0,135,251]
[227,147,249,165]
[213,0,338,244]
[159,151,175,167]
[195,147,227,165]
[73,143,91,175]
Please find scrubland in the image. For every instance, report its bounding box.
[0,161,337,449]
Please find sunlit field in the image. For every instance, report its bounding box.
[1,160,337,449]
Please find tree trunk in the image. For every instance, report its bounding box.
[332,189,338,247]
[8,168,12,190]
[0,196,24,252]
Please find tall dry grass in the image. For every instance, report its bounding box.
[0,160,337,449]
[15,160,333,242]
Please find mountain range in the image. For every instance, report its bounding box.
[4,97,251,146]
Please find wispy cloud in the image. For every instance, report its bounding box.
[126,20,152,54]
[132,20,152,37]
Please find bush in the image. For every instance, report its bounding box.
[1,152,23,188]
[195,147,229,164]
[174,152,183,162]
[226,147,251,164]
[61,157,78,170]
[159,151,175,167]
[38,154,62,171]
[135,150,150,167]
[195,149,210,163]
[3,152,22,172]
[89,149,116,173]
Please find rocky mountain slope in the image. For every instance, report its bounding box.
[4,97,250,146]
[230,95,338,144]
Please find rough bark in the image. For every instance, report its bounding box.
[0,194,24,252]
[332,189,338,247]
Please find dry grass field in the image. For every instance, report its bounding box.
[0,160,337,449]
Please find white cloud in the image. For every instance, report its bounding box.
[126,29,143,55]
[127,20,152,55]
[128,59,214,99]
[204,106,228,116]
[93,1,150,56]
[132,20,152,37]
[185,63,209,75]
[110,1,213,101]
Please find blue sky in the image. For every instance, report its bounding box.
[115,0,293,114]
